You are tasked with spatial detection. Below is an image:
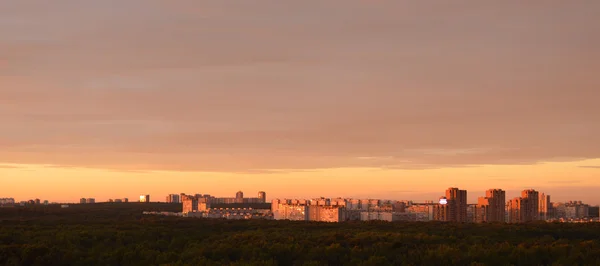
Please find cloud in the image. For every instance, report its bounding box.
[579,166,600,169]
[0,164,22,169]
[1,1,599,173]
[488,178,516,182]
[546,180,582,184]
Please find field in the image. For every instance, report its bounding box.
[1,204,600,266]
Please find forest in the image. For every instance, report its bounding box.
[1,204,600,266]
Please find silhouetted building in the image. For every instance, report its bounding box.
[476,189,506,223]
[439,188,467,222]
[140,195,150,203]
[522,189,539,221]
[507,190,539,223]
[539,193,551,220]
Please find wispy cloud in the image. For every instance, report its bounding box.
[579,166,600,169]
[547,180,582,184]
[0,164,22,169]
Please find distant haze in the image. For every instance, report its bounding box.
[1,1,599,204]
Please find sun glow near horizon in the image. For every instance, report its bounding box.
[2,158,599,205]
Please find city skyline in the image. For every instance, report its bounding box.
[1,1,599,203]
[4,179,600,206]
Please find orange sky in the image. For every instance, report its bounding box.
[1,1,599,204]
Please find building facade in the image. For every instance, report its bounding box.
[521,189,539,221]
[437,188,467,222]
[476,189,506,223]
[539,193,551,220]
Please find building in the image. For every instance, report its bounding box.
[185,208,272,220]
[166,194,181,204]
[272,198,351,222]
[564,201,590,219]
[273,197,415,223]
[275,203,347,222]
[393,201,407,212]
[140,195,150,203]
[258,191,267,203]
[406,203,436,221]
[467,204,477,223]
[181,193,271,220]
[476,189,506,223]
[182,195,199,214]
[80,198,87,204]
[195,191,266,205]
[507,197,525,223]
[539,193,551,220]
[274,204,309,221]
[436,188,467,222]
[432,199,450,222]
[309,206,346,222]
[0,198,15,207]
[236,191,244,203]
[86,198,95,204]
[359,211,416,222]
[507,189,541,223]
[521,189,539,221]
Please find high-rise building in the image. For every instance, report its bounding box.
[522,189,539,221]
[236,191,244,203]
[86,198,95,204]
[476,189,506,223]
[507,197,526,223]
[166,194,181,204]
[258,191,267,203]
[538,193,550,220]
[442,187,467,222]
[539,193,551,220]
[564,201,590,219]
[433,197,450,221]
[80,198,87,204]
[182,195,199,213]
[507,189,540,223]
[140,195,150,203]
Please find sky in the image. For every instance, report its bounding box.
[1,1,599,204]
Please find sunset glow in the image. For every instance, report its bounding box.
[1,1,599,204]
